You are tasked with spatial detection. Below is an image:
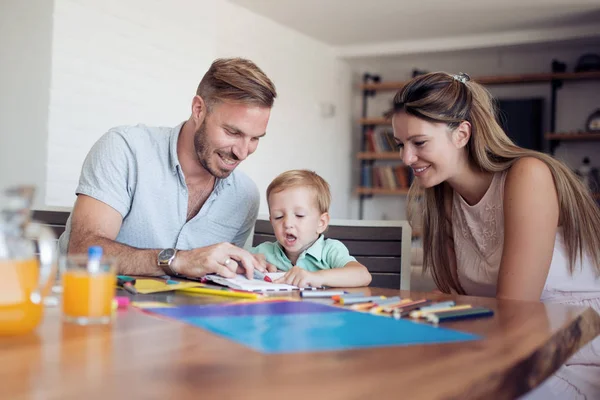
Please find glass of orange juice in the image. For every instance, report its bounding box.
[61,247,116,325]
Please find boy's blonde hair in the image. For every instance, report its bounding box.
[266,170,331,214]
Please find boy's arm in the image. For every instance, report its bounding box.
[316,240,372,287]
[314,261,372,287]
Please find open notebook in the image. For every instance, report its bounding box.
[205,272,317,292]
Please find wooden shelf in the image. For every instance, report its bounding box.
[360,71,600,91]
[357,152,403,160]
[356,187,409,195]
[545,132,600,141]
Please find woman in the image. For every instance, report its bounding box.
[388,72,600,398]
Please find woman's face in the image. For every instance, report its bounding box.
[392,111,467,188]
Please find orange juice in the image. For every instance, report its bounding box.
[0,258,43,335]
[62,270,116,322]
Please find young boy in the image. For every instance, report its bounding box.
[251,170,372,288]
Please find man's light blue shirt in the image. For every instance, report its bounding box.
[251,235,356,272]
[59,123,259,253]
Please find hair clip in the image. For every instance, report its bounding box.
[452,72,471,83]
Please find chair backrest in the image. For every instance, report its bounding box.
[31,209,71,249]
[252,218,411,290]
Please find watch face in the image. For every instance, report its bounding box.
[160,248,175,262]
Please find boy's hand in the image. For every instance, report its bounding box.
[274,266,323,288]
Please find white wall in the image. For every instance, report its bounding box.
[348,43,600,220]
[0,0,53,206]
[44,0,217,206]
[6,0,594,223]
[215,1,353,218]
[41,0,354,219]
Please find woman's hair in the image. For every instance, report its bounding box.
[387,72,600,294]
[267,170,331,214]
[197,58,277,110]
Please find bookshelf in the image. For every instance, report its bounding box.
[359,71,600,91]
[357,70,600,219]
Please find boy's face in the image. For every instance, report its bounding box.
[268,186,329,262]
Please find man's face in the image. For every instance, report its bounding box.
[194,101,271,179]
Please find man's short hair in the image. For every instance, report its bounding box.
[197,58,277,110]
[267,170,331,214]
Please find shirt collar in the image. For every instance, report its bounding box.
[277,234,326,263]
[169,122,185,173]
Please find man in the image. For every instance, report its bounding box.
[59,58,277,279]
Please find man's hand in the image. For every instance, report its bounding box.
[273,266,323,288]
[172,243,269,279]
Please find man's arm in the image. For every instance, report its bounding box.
[68,195,164,275]
[69,195,267,278]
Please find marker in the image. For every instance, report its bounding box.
[369,297,403,314]
[410,304,471,319]
[339,296,386,306]
[417,301,456,312]
[253,269,272,283]
[381,299,415,313]
[301,290,347,298]
[373,296,402,306]
[427,307,494,324]
[392,299,433,318]
[332,292,365,302]
[350,302,376,311]
[117,277,138,295]
[117,275,136,284]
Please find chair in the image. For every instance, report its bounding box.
[251,218,412,290]
[31,209,71,250]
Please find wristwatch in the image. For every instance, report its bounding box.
[158,248,178,275]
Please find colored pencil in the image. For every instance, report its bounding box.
[177,287,261,299]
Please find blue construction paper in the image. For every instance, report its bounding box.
[185,312,479,353]
[146,301,480,353]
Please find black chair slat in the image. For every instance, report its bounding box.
[355,257,401,273]
[252,219,407,289]
[369,273,402,290]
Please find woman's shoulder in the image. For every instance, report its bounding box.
[505,156,555,192]
[503,156,559,218]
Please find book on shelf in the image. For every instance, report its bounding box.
[364,128,397,153]
[361,165,412,189]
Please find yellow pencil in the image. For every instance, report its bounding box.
[409,304,472,319]
[177,287,261,299]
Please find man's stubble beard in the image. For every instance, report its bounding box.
[193,120,232,179]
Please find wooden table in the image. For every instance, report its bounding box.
[1,287,599,400]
